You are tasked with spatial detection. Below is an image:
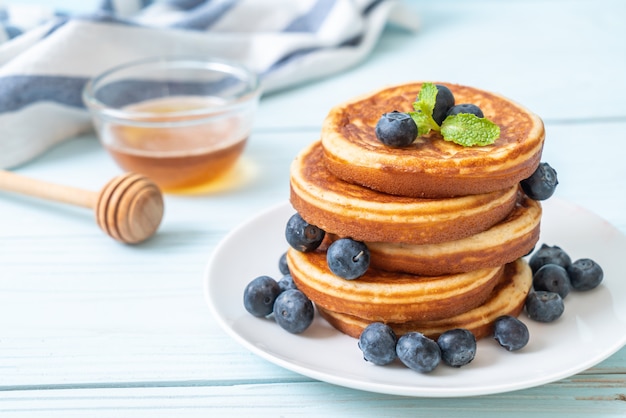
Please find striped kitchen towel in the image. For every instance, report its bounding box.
[0,0,417,168]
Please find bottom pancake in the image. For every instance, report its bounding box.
[316,259,532,340]
[288,247,503,323]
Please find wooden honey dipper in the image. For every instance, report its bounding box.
[0,171,164,244]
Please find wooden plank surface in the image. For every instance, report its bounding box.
[1,0,625,415]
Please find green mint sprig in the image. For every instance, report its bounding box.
[408,82,500,147]
[441,113,501,146]
[409,82,440,136]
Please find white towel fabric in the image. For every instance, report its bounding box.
[0,0,417,168]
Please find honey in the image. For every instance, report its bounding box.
[100,96,251,193]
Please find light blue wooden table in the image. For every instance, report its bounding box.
[1,1,625,416]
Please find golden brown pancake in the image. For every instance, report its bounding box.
[321,82,545,198]
[287,247,503,323]
[363,191,541,275]
[316,259,532,340]
[290,141,518,245]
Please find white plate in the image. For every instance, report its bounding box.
[204,199,626,397]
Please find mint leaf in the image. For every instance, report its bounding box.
[416,82,438,113]
[409,112,438,136]
[408,82,440,135]
[440,113,500,147]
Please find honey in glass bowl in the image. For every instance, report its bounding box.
[101,95,249,193]
[83,56,261,194]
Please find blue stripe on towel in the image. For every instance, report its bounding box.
[165,0,209,10]
[266,0,381,76]
[0,74,245,113]
[4,25,22,39]
[99,0,156,13]
[171,0,239,30]
[93,77,244,108]
[284,0,336,33]
[0,75,89,113]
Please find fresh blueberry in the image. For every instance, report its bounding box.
[285,213,325,252]
[432,84,455,125]
[243,275,281,317]
[273,289,315,334]
[326,238,370,280]
[278,251,290,275]
[520,162,559,201]
[529,244,572,274]
[396,332,441,373]
[278,274,298,292]
[533,264,571,299]
[446,103,484,118]
[358,322,398,366]
[525,290,564,322]
[493,315,529,351]
[567,258,604,291]
[375,111,418,147]
[437,328,477,367]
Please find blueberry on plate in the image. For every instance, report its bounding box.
[375,111,418,147]
[529,244,572,273]
[278,251,290,275]
[521,162,559,201]
[273,289,314,334]
[285,213,325,252]
[432,84,455,125]
[532,264,571,299]
[446,103,484,118]
[277,274,298,293]
[243,275,281,317]
[358,322,398,366]
[396,332,441,373]
[326,238,370,280]
[567,258,604,291]
[493,315,529,351]
[437,328,477,367]
[525,290,564,323]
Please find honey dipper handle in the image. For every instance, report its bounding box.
[0,170,96,209]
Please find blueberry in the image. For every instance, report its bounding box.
[446,103,484,118]
[493,315,529,351]
[521,162,559,201]
[358,322,398,366]
[273,289,315,334]
[525,290,564,322]
[567,258,604,291]
[437,328,477,367]
[533,264,571,299]
[432,84,455,125]
[285,213,325,252]
[278,251,290,275]
[326,238,370,280]
[396,332,441,373]
[278,274,298,292]
[243,276,281,317]
[375,111,418,147]
[529,244,572,274]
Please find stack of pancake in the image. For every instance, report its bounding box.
[286,82,545,340]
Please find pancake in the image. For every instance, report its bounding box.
[290,140,518,245]
[316,259,532,340]
[321,82,545,198]
[287,247,503,323]
[363,191,541,275]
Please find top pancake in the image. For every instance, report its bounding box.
[321,82,545,198]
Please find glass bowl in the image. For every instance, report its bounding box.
[83,56,261,193]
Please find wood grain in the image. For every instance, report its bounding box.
[0,0,625,416]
